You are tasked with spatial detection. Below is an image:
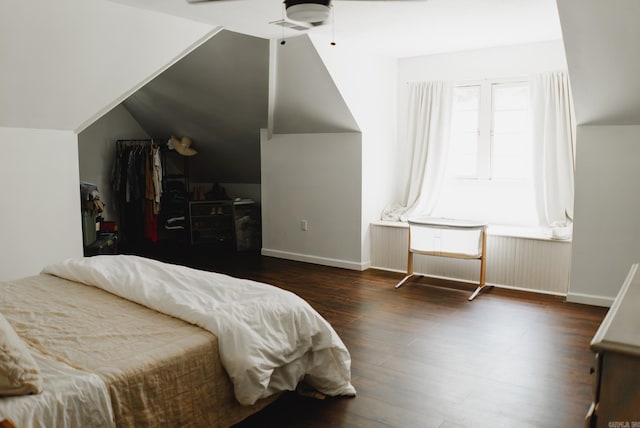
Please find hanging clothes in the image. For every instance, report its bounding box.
[112,138,190,251]
[112,140,164,249]
[152,144,162,215]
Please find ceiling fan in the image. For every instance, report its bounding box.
[288,0,430,25]
[283,0,333,24]
[188,0,427,27]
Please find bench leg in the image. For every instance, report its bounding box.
[395,274,414,289]
[396,251,414,289]
[468,232,488,301]
[468,284,486,301]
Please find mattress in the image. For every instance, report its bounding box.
[0,274,275,427]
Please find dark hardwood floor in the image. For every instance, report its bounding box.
[140,245,609,428]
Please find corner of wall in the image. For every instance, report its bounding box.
[566,292,613,308]
[0,127,83,280]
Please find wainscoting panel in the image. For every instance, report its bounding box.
[370,222,572,295]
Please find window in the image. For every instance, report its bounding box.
[492,83,532,180]
[432,79,537,226]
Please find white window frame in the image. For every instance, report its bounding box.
[433,76,536,227]
[450,77,530,182]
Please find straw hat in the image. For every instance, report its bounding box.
[169,136,197,156]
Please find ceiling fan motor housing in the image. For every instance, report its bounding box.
[284,0,331,23]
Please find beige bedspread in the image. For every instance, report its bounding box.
[0,274,275,427]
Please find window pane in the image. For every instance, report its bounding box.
[451,111,479,133]
[493,84,529,110]
[448,86,480,177]
[453,86,480,110]
[449,132,478,176]
[433,80,537,227]
[491,83,531,180]
[494,110,530,134]
[492,134,531,179]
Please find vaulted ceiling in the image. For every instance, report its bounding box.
[110,0,563,58]
[111,0,565,184]
[6,0,589,187]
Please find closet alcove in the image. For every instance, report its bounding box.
[77,29,268,259]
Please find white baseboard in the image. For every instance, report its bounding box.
[566,291,614,307]
[261,248,370,271]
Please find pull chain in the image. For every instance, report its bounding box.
[281,1,286,45]
[330,4,336,46]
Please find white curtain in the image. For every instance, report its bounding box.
[530,71,576,239]
[391,81,452,222]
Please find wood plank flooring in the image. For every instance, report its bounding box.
[144,247,609,428]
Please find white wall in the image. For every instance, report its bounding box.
[311,38,398,268]
[567,125,640,306]
[0,0,217,131]
[556,1,640,306]
[78,104,150,222]
[398,40,567,83]
[557,0,640,125]
[0,127,83,280]
[395,41,567,201]
[260,131,363,269]
[266,35,367,269]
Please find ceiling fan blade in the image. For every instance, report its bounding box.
[186,0,243,3]
[334,0,428,2]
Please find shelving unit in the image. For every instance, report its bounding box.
[189,199,261,250]
[189,200,234,246]
[159,149,190,244]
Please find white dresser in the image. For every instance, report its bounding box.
[587,263,640,427]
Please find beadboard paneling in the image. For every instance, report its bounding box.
[371,223,572,295]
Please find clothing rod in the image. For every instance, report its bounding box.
[116,139,154,143]
[115,139,164,151]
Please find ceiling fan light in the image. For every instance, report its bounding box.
[286,3,330,23]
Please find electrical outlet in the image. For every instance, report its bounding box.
[300,220,308,231]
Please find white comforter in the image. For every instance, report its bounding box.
[42,255,356,406]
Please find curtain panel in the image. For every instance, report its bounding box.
[383,81,452,222]
[530,71,576,239]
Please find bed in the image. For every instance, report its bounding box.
[0,255,355,427]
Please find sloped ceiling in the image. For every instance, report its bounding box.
[123,30,269,183]
[0,0,215,131]
[274,35,359,133]
[557,0,640,125]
